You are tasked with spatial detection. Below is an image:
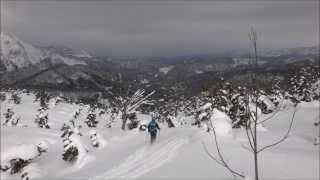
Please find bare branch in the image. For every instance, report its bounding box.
[202,142,225,167]
[245,122,255,152]
[257,107,298,153]
[205,117,245,178]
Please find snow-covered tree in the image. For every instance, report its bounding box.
[257,91,275,114]
[229,86,249,128]
[61,124,87,163]
[0,92,6,102]
[34,91,50,106]
[213,78,234,113]
[287,64,319,103]
[34,91,50,128]
[106,107,118,128]
[2,108,20,126]
[9,92,21,104]
[35,108,50,129]
[85,106,98,128]
[70,106,82,128]
[194,102,213,131]
[0,141,48,178]
[268,77,283,106]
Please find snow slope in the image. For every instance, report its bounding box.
[1,94,319,179]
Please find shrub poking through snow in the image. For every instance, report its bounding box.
[89,130,100,148]
[89,130,106,148]
[314,119,320,146]
[61,124,87,163]
[85,106,98,128]
[2,108,20,126]
[0,141,48,178]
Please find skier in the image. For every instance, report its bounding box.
[147,113,161,144]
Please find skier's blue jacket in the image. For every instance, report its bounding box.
[147,119,160,133]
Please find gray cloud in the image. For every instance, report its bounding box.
[1,1,318,57]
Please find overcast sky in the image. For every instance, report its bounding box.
[1,1,319,58]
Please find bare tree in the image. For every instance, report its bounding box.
[113,89,155,130]
[204,28,297,180]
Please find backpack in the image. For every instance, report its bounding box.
[148,120,157,133]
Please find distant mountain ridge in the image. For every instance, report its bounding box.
[261,46,319,57]
[1,32,318,96]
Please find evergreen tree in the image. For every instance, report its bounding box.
[213,78,234,113]
[0,141,48,176]
[2,108,20,126]
[61,124,86,162]
[85,106,98,128]
[229,86,249,128]
[2,108,14,126]
[35,109,50,129]
[288,65,314,103]
[10,92,21,104]
[35,91,50,128]
[70,107,82,128]
[269,77,283,106]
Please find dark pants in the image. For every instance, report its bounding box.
[150,131,157,144]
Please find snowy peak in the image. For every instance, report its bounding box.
[0,32,87,72]
[1,32,44,71]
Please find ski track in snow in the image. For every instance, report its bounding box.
[90,137,189,180]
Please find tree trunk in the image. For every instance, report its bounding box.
[254,122,259,180]
[121,111,127,130]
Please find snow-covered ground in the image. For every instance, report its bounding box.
[1,93,319,179]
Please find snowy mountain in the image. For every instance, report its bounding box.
[0,32,87,72]
[0,33,107,90]
[261,46,319,57]
[1,32,319,96]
